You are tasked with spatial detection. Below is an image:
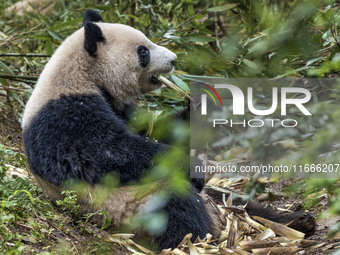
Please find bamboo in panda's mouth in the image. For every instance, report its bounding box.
[158,75,191,100]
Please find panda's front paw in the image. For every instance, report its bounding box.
[286,212,316,237]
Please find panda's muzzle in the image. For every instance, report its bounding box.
[148,52,177,86]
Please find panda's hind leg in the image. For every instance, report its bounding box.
[153,190,214,249]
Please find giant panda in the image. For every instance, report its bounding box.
[22,10,315,250]
[22,10,220,249]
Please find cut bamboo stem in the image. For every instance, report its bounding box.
[158,75,191,100]
[0,53,51,57]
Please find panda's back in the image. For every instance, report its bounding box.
[23,93,163,186]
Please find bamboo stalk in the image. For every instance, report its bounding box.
[0,74,38,80]
[0,53,51,57]
[158,75,191,100]
[0,85,29,91]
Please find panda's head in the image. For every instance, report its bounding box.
[81,10,177,99]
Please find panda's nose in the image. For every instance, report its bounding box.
[171,60,176,66]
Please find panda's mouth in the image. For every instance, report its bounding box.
[149,75,161,86]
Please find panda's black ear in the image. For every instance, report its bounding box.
[83,10,103,25]
[84,21,105,57]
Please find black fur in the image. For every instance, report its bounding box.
[245,201,315,237]
[23,94,165,186]
[82,9,103,25]
[137,45,150,67]
[190,157,205,192]
[100,89,204,192]
[84,21,105,57]
[155,189,212,248]
[23,93,214,249]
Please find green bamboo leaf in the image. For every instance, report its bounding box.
[180,74,226,80]
[188,4,194,16]
[10,91,25,107]
[51,19,82,31]
[13,190,34,204]
[0,77,9,86]
[243,59,258,69]
[94,5,112,11]
[101,211,112,229]
[127,14,138,20]
[170,75,189,92]
[32,34,51,40]
[306,57,325,67]
[0,60,14,75]
[48,31,63,41]
[46,40,53,55]
[207,4,238,13]
[185,35,216,43]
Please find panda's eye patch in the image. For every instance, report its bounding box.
[137,45,150,68]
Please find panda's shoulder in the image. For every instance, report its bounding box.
[29,93,126,134]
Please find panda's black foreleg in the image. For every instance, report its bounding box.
[206,189,316,237]
[153,189,212,249]
[244,201,316,237]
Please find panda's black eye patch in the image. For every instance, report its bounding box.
[137,45,150,68]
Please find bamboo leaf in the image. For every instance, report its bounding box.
[48,31,63,42]
[94,5,112,11]
[32,34,51,40]
[207,4,238,12]
[10,91,25,107]
[170,75,189,92]
[51,19,82,31]
[243,59,258,69]
[13,190,34,204]
[306,57,325,66]
[0,60,14,75]
[185,35,216,43]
